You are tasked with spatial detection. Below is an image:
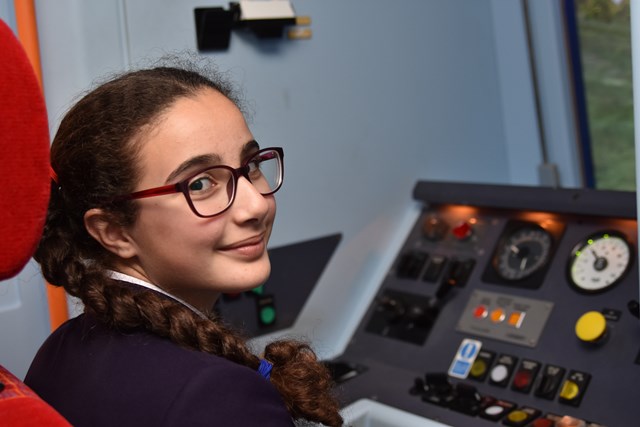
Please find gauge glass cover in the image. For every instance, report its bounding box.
[495,226,552,281]
[569,232,631,293]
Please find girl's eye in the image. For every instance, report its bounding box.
[188,175,214,193]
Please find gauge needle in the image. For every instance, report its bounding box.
[520,257,528,270]
[510,245,520,255]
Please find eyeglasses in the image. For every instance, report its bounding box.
[114,147,284,218]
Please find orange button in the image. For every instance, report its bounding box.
[490,308,505,323]
[508,311,525,328]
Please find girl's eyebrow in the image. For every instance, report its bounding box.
[241,139,260,158]
[165,153,221,184]
[164,140,260,184]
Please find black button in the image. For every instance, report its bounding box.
[397,251,429,279]
[534,365,565,399]
[423,255,447,282]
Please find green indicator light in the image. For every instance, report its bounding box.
[603,234,610,239]
[588,239,594,245]
[252,285,264,295]
[575,250,582,257]
[260,306,276,325]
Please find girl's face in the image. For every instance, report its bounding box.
[118,88,276,311]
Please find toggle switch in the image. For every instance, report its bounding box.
[449,382,483,416]
[436,258,475,300]
[423,255,447,282]
[396,250,429,279]
[421,372,455,407]
[534,364,566,400]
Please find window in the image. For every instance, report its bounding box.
[572,0,634,190]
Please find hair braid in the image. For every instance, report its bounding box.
[79,277,343,425]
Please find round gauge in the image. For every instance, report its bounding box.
[568,231,632,293]
[494,225,553,281]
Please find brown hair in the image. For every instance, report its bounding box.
[34,61,343,426]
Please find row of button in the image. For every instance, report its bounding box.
[396,250,475,286]
[473,305,526,328]
[466,349,590,406]
[410,374,604,427]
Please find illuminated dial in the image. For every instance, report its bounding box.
[494,226,552,281]
[569,231,632,293]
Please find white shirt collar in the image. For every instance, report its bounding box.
[106,270,207,319]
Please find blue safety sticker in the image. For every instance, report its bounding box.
[448,338,482,379]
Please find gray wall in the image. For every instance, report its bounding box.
[0,0,583,377]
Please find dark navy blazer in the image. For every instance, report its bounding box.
[24,312,294,426]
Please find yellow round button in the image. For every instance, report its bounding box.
[575,311,606,342]
[507,410,528,422]
[470,359,487,378]
[559,380,580,400]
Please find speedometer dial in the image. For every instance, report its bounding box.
[568,231,632,294]
[494,226,553,281]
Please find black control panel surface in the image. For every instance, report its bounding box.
[330,181,640,427]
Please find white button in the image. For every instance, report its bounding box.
[490,364,508,382]
[484,405,504,416]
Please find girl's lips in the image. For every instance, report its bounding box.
[219,234,266,258]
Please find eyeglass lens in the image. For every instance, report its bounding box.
[186,149,282,217]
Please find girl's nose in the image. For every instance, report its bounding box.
[231,176,272,222]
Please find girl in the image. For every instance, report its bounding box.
[25,62,343,427]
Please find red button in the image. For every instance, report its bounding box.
[513,370,532,390]
[452,222,473,240]
[531,419,554,427]
[473,305,488,319]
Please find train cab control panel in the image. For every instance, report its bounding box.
[330,181,640,427]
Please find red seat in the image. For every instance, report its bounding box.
[0,366,69,425]
[0,18,70,426]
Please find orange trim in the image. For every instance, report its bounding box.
[46,285,69,330]
[13,0,43,88]
[14,0,69,330]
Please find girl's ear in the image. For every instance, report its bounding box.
[84,208,138,259]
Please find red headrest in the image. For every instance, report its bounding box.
[0,20,50,279]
